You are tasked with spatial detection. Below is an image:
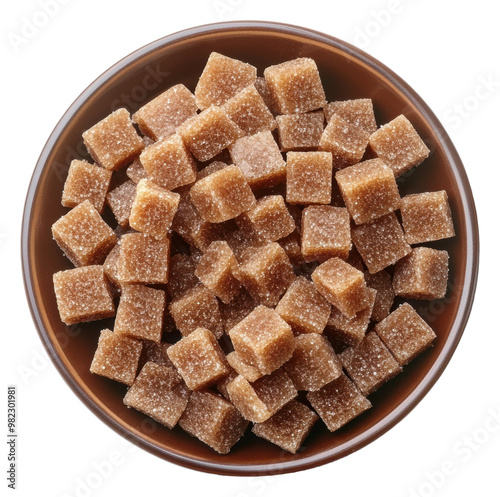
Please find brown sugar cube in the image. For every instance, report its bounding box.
[132,84,198,140]
[126,158,148,184]
[177,106,243,162]
[364,270,395,322]
[220,288,256,332]
[167,253,198,299]
[286,151,332,205]
[189,165,256,223]
[339,331,402,395]
[195,52,257,109]
[278,231,303,267]
[376,303,437,366]
[167,328,229,390]
[195,241,240,304]
[306,372,371,432]
[228,305,295,374]
[326,288,377,346]
[252,400,318,454]
[124,362,190,428]
[222,84,276,136]
[61,160,112,213]
[393,247,449,300]
[311,257,370,318]
[400,191,455,244]
[178,390,249,454]
[301,206,351,262]
[352,212,412,274]
[106,180,137,228]
[324,99,377,135]
[129,179,180,240]
[117,233,170,285]
[335,158,401,225]
[169,285,223,339]
[139,134,197,191]
[82,108,144,171]
[229,131,287,189]
[114,285,166,343]
[226,351,263,383]
[103,240,122,289]
[53,266,115,325]
[275,276,331,335]
[276,112,324,151]
[226,369,297,423]
[52,200,116,267]
[233,242,295,306]
[237,195,295,242]
[319,114,370,169]
[369,115,430,177]
[263,58,327,114]
[283,334,342,391]
[90,329,142,386]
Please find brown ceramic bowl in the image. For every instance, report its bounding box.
[22,21,479,475]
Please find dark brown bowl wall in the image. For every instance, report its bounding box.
[22,21,479,476]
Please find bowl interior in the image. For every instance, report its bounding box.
[22,22,478,475]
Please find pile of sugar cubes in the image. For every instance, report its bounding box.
[52,52,455,455]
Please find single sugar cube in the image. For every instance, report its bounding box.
[53,266,115,325]
[90,329,142,386]
[82,108,144,171]
[52,200,116,266]
[61,159,112,213]
[252,400,318,454]
[132,84,198,140]
[220,288,256,332]
[311,257,370,318]
[229,131,287,189]
[335,158,401,225]
[339,331,402,395]
[263,58,327,114]
[189,165,256,223]
[167,253,199,299]
[352,212,412,274]
[195,52,257,109]
[167,328,229,390]
[369,115,430,177]
[233,242,295,306]
[301,206,351,262]
[275,276,331,335]
[117,233,170,285]
[400,191,455,244]
[141,135,197,192]
[129,179,180,239]
[124,362,190,428]
[226,351,263,383]
[169,285,223,339]
[228,305,295,375]
[226,369,297,422]
[195,241,240,304]
[364,270,395,322]
[114,285,166,343]
[306,372,371,432]
[178,390,249,454]
[283,334,342,391]
[376,303,437,366]
[126,158,148,184]
[286,151,332,205]
[277,112,324,151]
[177,106,243,162]
[222,84,276,136]
[323,99,377,135]
[319,114,370,169]
[393,247,449,300]
[106,180,137,228]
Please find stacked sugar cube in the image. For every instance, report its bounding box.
[51,52,455,455]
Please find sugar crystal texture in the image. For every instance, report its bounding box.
[364,270,395,322]
[225,228,262,262]
[369,115,430,177]
[226,351,263,383]
[220,288,256,332]
[277,112,324,151]
[126,158,148,184]
[82,108,144,171]
[323,99,377,135]
[141,342,178,371]
[254,76,279,115]
[52,200,116,266]
[90,329,142,386]
[197,161,228,180]
[106,180,137,228]
[376,303,436,366]
[103,239,122,289]
[167,253,199,299]
[306,372,371,432]
[278,231,303,267]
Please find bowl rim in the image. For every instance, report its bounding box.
[21,20,480,476]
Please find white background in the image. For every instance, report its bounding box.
[2,1,499,496]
